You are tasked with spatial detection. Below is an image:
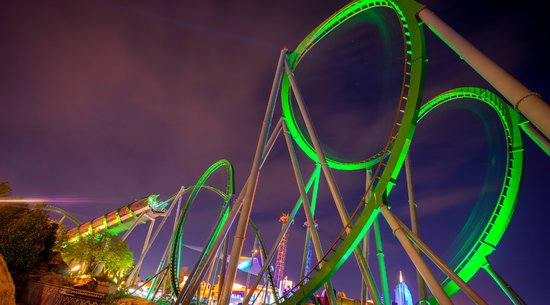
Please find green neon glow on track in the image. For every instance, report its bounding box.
[281,0,425,171]
[279,86,523,304]
[417,87,524,303]
[278,0,425,304]
[276,0,522,301]
[169,159,235,297]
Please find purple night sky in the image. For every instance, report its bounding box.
[1,0,548,304]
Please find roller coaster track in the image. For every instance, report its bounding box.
[41,1,549,304]
[418,87,524,300]
[276,0,425,303]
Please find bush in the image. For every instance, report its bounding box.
[0,205,58,273]
[61,230,134,277]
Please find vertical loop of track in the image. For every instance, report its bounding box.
[276,0,426,304]
[169,160,235,298]
[417,87,524,300]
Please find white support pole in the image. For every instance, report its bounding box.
[206,245,222,305]
[150,267,169,302]
[182,118,285,305]
[126,217,156,286]
[380,205,453,305]
[218,49,287,305]
[126,188,186,287]
[392,214,488,305]
[146,191,184,296]
[194,116,283,297]
[483,262,527,305]
[172,189,185,233]
[520,123,550,155]
[242,167,321,305]
[405,155,428,303]
[373,217,390,305]
[218,235,230,303]
[184,117,287,298]
[121,213,145,241]
[300,167,321,281]
[284,56,384,305]
[418,8,550,140]
[259,118,283,169]
[361,169,372,305]
[180,202,241,304]
[282,120,337,305]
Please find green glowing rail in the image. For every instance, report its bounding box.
[418,87,524,302]
[281,0,425,171]
[167,160,278,302]
[278,0,426,303]
[276,0,523,301]
[169,159,235,297]
[278,87,524,304]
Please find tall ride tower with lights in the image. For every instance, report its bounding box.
[274,213,292,291]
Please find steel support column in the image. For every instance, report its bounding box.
[282,120,337,305]
[130,189,186,287]
[373,217,390,305]
[218,49,287,305]
[182,116,284,305]
[284,56,383,305]
[126,217,156,285]
[361,169,373,305]
[380,205,452,305]
[483,262,526,305]
[418,8,550,140]
[300,169,320,281]
[392,214,487,305]
[242,168,321,305]
[405,155,428,303]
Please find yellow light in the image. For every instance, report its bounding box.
[180,275,189,289]
[0,198,47,203]
[71,265,81,272]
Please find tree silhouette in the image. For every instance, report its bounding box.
[0,205,58,273]
[0,181,12,197]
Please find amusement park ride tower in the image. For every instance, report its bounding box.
[274,213,292,290]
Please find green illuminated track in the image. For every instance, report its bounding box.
[278,0,426,303]
[169,159,235,297]
[276,0,523,301]
[418,87,524,302]
[281,0,425,171]
[278,86,524,304]
[166,159,278,303]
